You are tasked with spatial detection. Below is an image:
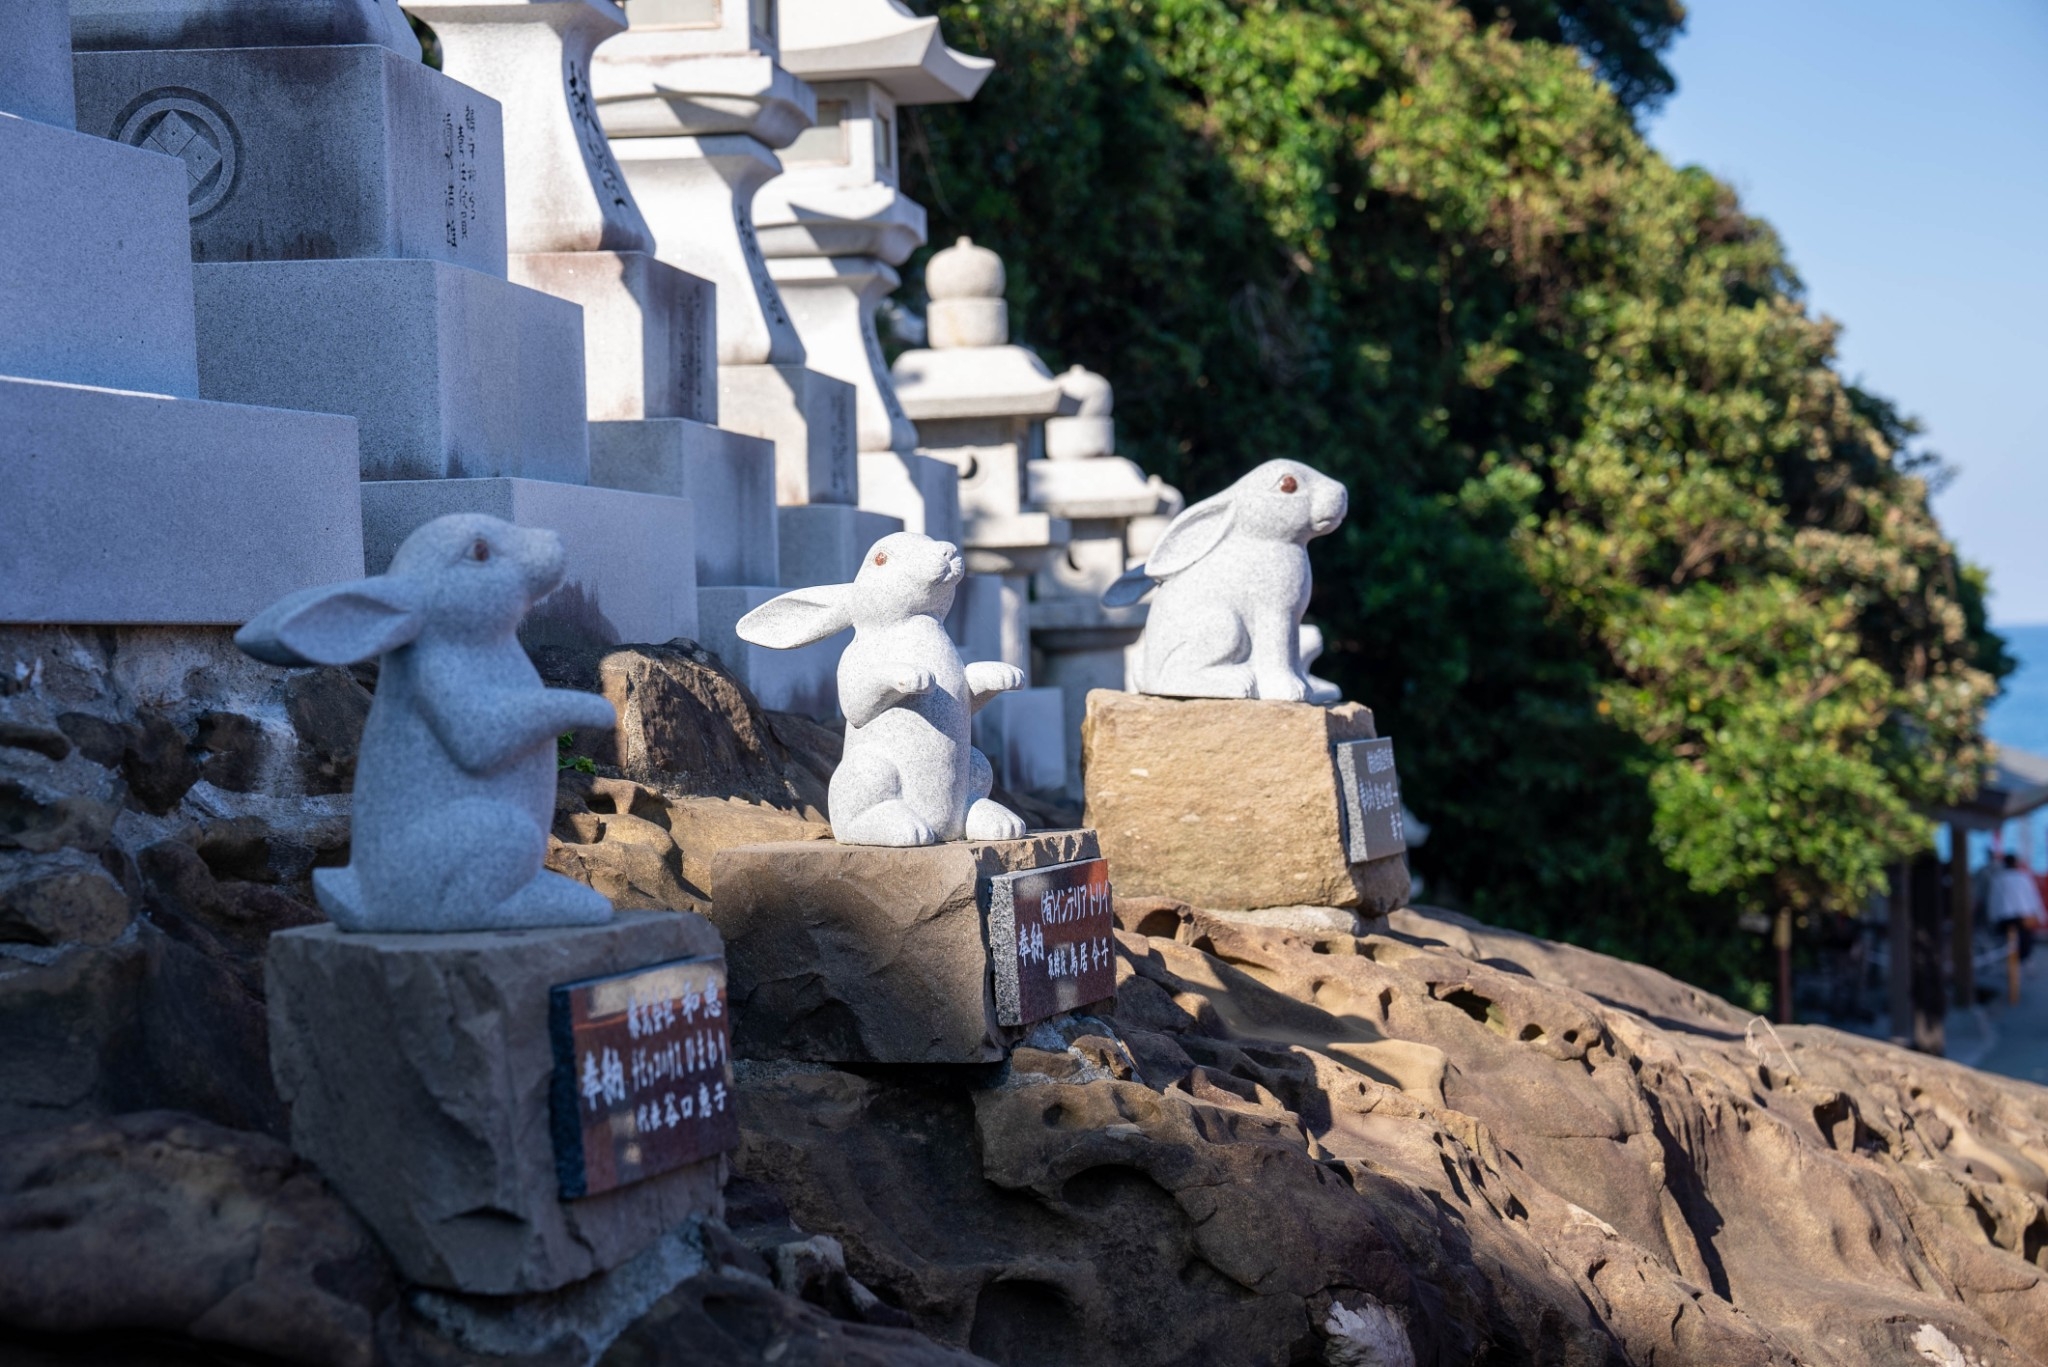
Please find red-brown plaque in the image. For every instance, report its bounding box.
[548,955,738,1200]
[985,857,1116,1027]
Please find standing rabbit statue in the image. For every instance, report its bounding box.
[736,532,1030,846]
[236,514,619,933]
[1105,458,1348,704]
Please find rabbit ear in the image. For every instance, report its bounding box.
[1101,565,1156,608]
[1141,495,1235,579]
[736,584,855,650]
[236,579,423,667]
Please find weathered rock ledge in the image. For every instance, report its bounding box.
[3,627,2045,1365]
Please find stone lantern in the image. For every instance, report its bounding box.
[1029,364,1183,795]
[890,237,1072,794]
[756,0,992,549]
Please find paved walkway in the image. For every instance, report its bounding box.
[1946,952,2048,1087]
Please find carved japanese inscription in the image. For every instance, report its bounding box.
[1335,737,1407,864]
[985,857,1117,1028]
[548,955,738,1200]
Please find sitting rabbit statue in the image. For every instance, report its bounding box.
[736,532,1030,846]
[1105,458,1348,704]
[236,514,618,933]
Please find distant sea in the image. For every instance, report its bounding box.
[1988,625,2048,758]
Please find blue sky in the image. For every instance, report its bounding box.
[1645,0,2048,624]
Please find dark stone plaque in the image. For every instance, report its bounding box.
[548,954,738,1200]
[985,857,1116,1027]
[1335,737,1407,864]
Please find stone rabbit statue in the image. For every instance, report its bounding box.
[236,514,617,933]
[736,532,1030,846]
[1105,458,1348,703]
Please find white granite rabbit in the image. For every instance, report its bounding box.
[236,514,618,933]
[736,532,1029,846]
[1106,458,1348,704]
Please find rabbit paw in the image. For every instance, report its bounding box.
[892,667,936,699]
[1253,671,1309,703]
[965,661,1027,698]
[965,798,1028,842]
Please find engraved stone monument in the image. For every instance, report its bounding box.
[411,0,801,674]
[73,0,702,648]
[2,0,364,623]
[593,2,860,509]
[592,0,920,714]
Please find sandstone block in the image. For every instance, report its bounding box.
[709,831,1107,1063]
[1081,691,1410,912]
[266,911,726,1294]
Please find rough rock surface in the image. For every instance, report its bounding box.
[0,627,351,1138]
[0,1111,395,1367]
[710,831,1104,1064]
[9,626,2048,1365]
[735,899,2048,1366]
[1082,690,1410,912]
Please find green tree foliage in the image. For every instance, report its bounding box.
[1456,0,1688,111]
[901,0,2009,999]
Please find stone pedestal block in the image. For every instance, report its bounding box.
[1,0,77,128]
[0,376,364,624]
[610,132,803,368]
[776,504,903,589]
[361,479,697,650]
[769,255,920,456]
[708,831,1107,1063]
[510,249,715,423]
[859,449,963,546]
[1081,691,1411,913]
[266,912,725,1294]
[194,258,589,483]
[719,363,858,507]
[695,585,843,717]
[0,115,200,398]
[590,420,778,586]
[74,43,508,273]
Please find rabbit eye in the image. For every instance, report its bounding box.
[1279,475,1299,493]
[470,539,491,562]
[874,551,889,566]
